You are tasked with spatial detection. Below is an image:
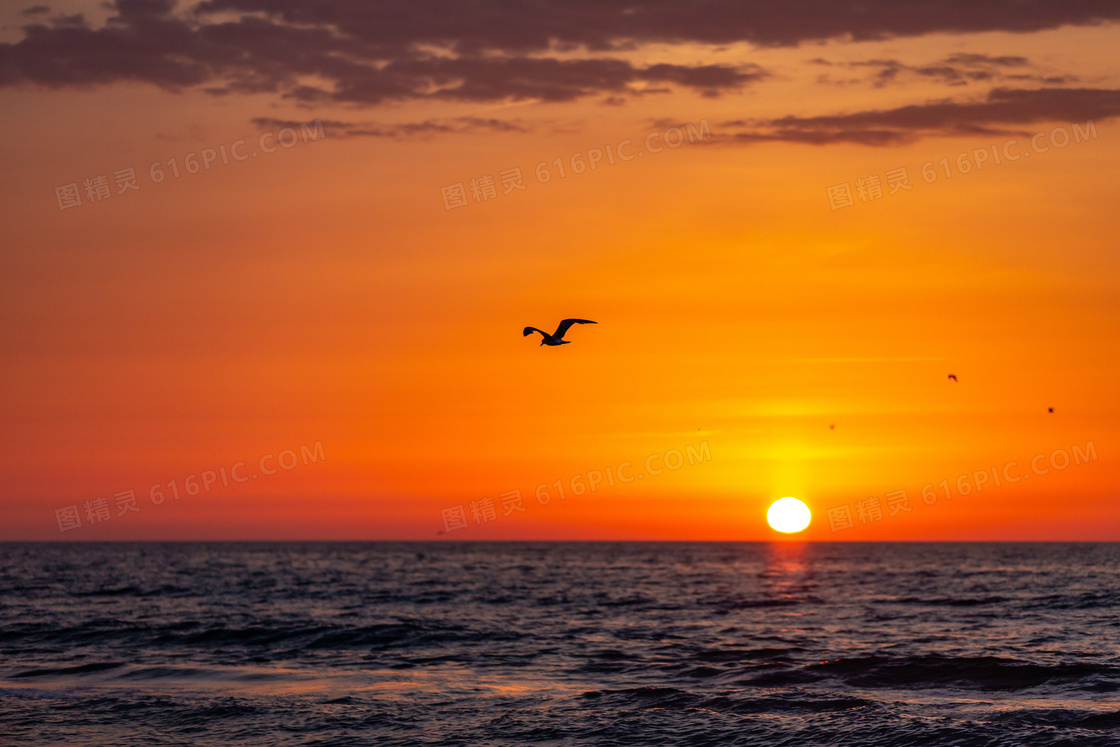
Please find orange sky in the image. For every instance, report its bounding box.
[1,3,1118,540]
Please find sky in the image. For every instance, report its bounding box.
[1,0,1118,541]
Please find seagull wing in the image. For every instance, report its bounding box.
[552,318,597,339]
[523,327,547,338]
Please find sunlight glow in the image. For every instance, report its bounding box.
[766,497,811,533]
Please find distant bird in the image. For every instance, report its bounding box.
[1048,408,1054,413]
[523,318,597,346]
[948,374,958,382]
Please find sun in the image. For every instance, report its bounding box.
[767,497,811,533]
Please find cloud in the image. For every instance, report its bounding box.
[249,116,532,139]
[0,2,212,89]
[0,0,765,105]
[299,57,766,105]
[1,0,1116,110]
[943,53,1030,67]
[192,0,1120,50]
[723,87,1120,145]
[248,117,351,132]
[818,54,1074,89]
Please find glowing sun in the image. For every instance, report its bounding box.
[767,497,811,533]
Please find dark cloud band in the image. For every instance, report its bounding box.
[3,0,1117,141]
[0,0,766,104]
[193,0,1120,50]
[724,87,1120,145]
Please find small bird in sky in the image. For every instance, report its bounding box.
[948,374,958,382]
[1048,407,1054,413]
[523,318,597,346]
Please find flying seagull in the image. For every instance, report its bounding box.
[948,374,958,382]
[523,318,597,346]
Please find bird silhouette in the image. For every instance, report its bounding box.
[948,374,958,382]
[1048,407,1054,413]
[523,318,597,346]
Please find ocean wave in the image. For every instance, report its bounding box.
[3,542,1120,745]
[581,686,872,714]
[11,662,126,678]
[805,654,1119,691]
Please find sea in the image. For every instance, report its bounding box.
[1,542,1118,746]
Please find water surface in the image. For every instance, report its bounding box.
[2,542,1118,745]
